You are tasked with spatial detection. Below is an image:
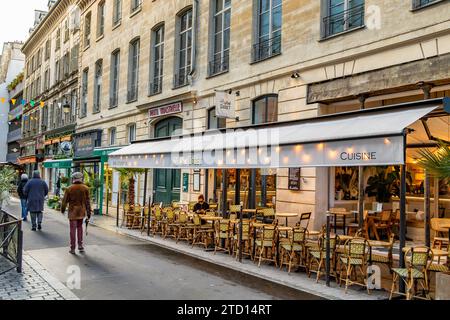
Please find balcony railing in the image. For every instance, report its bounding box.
[173,72,189,89]
[252,35,281,63]
[7,129,22,143]
[149,79,163,96]
[208,53,229,77]
[412,0,441,9]
[322,4,365,38]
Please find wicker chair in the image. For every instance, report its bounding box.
[390,247,434,300]
[169,211,188,240]
[254,225,278,267]
[214,220,233,254]
[140,206,151,234]
[370,233,395,273]
[233,220,252,260]
[176,213,196,244]
[161,208,176,239]
[280,227,307,274]
[308,234,339,282]
[339,238,370,294]
[191,214,215,249]
[151,206,164,236]
[431,218,450,250]
[372,210,393,240]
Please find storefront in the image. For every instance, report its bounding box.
[43,159,72,195]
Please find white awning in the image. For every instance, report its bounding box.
[109,104,439,169]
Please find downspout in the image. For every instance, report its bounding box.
[189,0,199,83]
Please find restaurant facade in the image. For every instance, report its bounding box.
[49,0,450,234]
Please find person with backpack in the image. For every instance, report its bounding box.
[17,174,29,221]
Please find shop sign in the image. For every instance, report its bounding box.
[73,130,102,158]
[60,141,73,154]
[215,91,235,119]
[149,102,183,119]
[288,168,301,191]
[18,156,37,165]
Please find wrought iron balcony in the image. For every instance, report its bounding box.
[412,0,441,9]
[252,35,281,63]
[322,4,365,38]
[173,72,189,89]
[149,79,162,96]
[208,53,229,77]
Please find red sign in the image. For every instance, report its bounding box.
[149,102,183,119]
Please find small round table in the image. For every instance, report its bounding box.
[275,213,298,227]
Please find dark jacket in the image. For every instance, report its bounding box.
[61,182,92,221]
[23,175,49,213]
[17,180,28,200]
[194,202,209,213]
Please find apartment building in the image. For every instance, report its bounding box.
[73,0,450,227]
[21,1,81,189]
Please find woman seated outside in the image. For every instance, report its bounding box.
[193,195,210,214]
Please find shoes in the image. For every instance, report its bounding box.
[69,249,76,254]
[38,224,42,231]
[31,228,37,231]
[78,247,85,253]
[23,218,28,222]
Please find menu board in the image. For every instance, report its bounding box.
[288,168,301,191]
[183,173,189,193]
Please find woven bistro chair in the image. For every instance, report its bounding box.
[151,206,164,236]
[131,205,143,229]
[346,210,369,237]
[161,208,176,239]
[390,246,434,300]
[254,225,278,268]
[169,211,188,241]
[140,206,151,234]
[191,214,215,249]
[431,218,450,250]
[233,220,252,260]
[177,213,196,244]
[188,201,197,212]
[370,233,395,273]
[214,220,233,255]
[280,227,307,274]
[372,210,393,240]
[308,234,339,282]
[229,205,242,218]
[339,238,371,294]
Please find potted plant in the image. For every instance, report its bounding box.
[0,166,16,210]
[115,168,146,227]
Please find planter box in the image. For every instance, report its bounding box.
[436,272,450,300]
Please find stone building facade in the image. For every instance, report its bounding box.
[24,0,450,227]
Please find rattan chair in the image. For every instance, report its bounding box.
[431,218,450,250]
[308,234,339,282]
[339,238,370,294]
[370,233,395,273]
[191,214,215,249]
[280,227,307,273]
[214,220,233,254]
[151,206,164,236]
[254,225,278,267]
[372,210,393,240]
[140,206,151,234]
[390,246,434,300]
[233,220,252,260]
[177,213,195,244]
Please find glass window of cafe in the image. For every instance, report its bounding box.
[214,169,277,209]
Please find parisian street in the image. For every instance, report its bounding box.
[2,198,320,300]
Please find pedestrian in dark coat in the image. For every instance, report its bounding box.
[61,172,92,254]
[24,170,49,231]
[17,174,29,221]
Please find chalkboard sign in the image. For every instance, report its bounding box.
[183,173,189,192]
[288,168,301,191]
[193,170,201,192]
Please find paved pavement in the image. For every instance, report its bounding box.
[2,198,321,300]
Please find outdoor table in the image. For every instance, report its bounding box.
[242,209,257,218]
[275,213,298,227]
[328,211,353,235]
[306,230,321,239]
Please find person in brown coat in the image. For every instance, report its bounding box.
[61,172,92,254]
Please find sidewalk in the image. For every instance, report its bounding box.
[0,254,79,300]
[88,213,390,300]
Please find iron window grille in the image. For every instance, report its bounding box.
[412,0,441,9]
[208,52,229,77]
[252,34,281,63]
[173,72,189,89]
[149,79,162,96]
[322,4,365,38]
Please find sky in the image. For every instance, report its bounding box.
[0,0,49,49]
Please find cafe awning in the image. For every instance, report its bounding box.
[109,99,449,169]
[43,159,72,169]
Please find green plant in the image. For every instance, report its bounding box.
[417,141,450,179]
[0,166,16,208]
[7,72,24,92]
[335,167,359,200]
[365,166,412,203]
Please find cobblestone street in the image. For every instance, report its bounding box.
[0,254,78,300]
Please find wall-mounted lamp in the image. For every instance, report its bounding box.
[291,71,301,79]
[235,91,240,97]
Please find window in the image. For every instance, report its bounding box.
[412,0,442,9]
[174,9,193,88]
[113,0,122,25]
[208,107,226,129]
[209,0,231,76]
[322,0,365,38]
[70,90,78,121]
[35,76,41,97]
[37,49,42,68]
[93,60,103,113]
[45,39,51,60]
[253,0,282,62]
[109,127,117,146]
[97,2,105,38]
[56,28,61,50]
[44,69,50,91]
[64,20,70,42]
[81,68,88,118]
[63,52,70,77]
[110,50,120,108]
[127,123,136,144]
[128,38,140,102]
[252,95,278,124]
[70,44,79,72]
[149,26,164,95]
[131,0,142,14]
[54,59,61,83]
[84,12,92,48]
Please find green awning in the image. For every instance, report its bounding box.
[93,147,121,158]
[43,159,72,169]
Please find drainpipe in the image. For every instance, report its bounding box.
[357,93,369,229]
[189,0,199,83]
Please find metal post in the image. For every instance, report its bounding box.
[239,206,243,263]
[235,169,241,206]
[147,195,152,237]
[358,166,364,228]
[143,169,148,207]
[399,162,407,293]
[261,174,267,208]
[249,169,257,209]
[205,169,209,203]
[221,169,227,217]
[16,221,23,273]
[116,185,120,228]
[326,213,331,287]
[424,170,431,247]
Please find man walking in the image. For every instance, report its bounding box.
[61,172,92,254]
[17,174,29,221]
[55,173,62,197]
[24,170,49,231]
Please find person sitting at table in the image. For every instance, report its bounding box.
[193,195,210,214]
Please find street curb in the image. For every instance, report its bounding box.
[23,254,80,300]
[89,220,388,301]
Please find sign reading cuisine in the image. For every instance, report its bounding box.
[149,102,183,119]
